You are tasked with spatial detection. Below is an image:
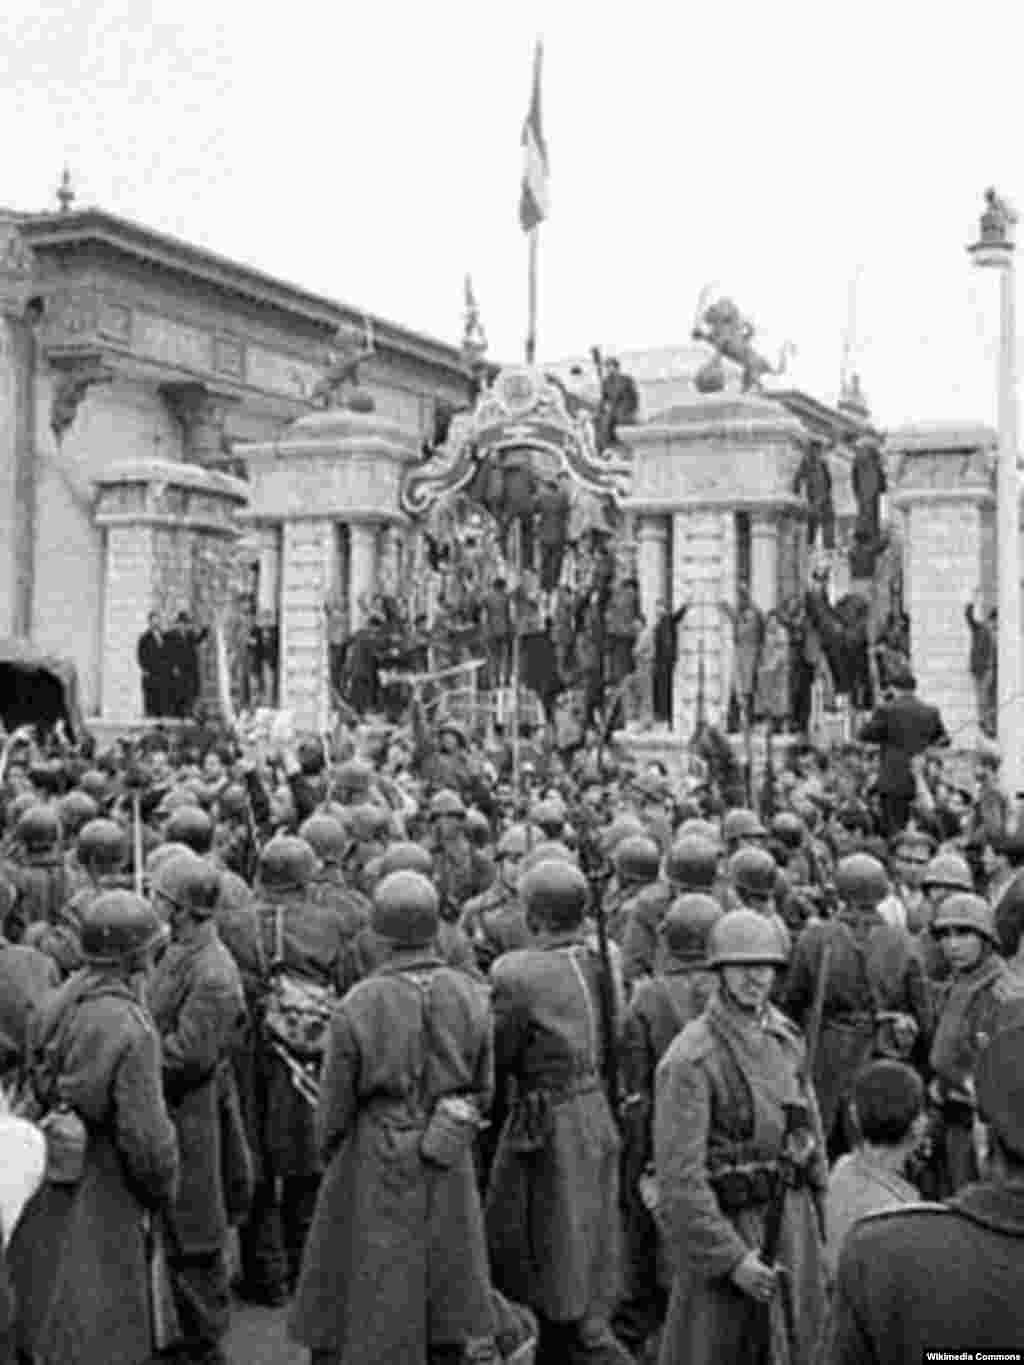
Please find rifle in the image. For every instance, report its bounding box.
[144,1212,182,1353]
[580,837,621,1124]
[749,942,831,1365]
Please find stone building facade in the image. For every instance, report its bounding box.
[0,201,471,724]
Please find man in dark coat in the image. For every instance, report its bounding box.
[822,1022,1024,1364]
[149,850,247,1365]
[857,667,948,838]
[851,437,887,541]
[596,356,639,451]
[137,611,169,717]
[536,474,573,594]
[793,438,835,550]
[652,599,688,727]
[486,860,630,1365]
[166,612,210,719]
[965,600,997,735]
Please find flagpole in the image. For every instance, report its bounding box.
[526,227,539,364]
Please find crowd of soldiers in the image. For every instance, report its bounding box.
[0,684,1022,1365]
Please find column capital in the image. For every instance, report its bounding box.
[159,381,241,470]
[637,514,670,544]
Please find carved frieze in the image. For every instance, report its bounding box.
[214,334,244,379]
[136,313,212,373]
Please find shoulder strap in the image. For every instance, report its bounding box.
[568,946,599,1076]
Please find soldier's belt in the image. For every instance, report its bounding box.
[519,1073,601,1104]
[708,1159,810,1213]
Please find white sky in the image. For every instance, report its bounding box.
[2,0,1022,430]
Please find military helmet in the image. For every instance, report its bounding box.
[520,859,588,932]
[259,835,317,892]
[464,808,492,848]
[707,908,788,968]
[728,846,778,900]
[521,840,575,876]
[437,719,468,749]
[677,817,723,848]
[78,770,110,803]
[16,805,60,851]
[345,802,392,844]
[614,835,661,885]
[333,758,374,800]
[428,789,466,821]
[299,813,348,864]
[496,824,531,861]
[152,849,220,919]
[530,798,566,834]
[834,853,889,909]
[722,808,767,845]
[931,892,997,943]
[666,835,719,892]
[58,790,99,838]
[378,841,434,878]
[218,784,249,819]
[922,851,974,894]
[80,890,167,966]
[770,811,805,850]
[661,893,722,959]
[600,814,646,858]
[372,870,439,947]
[77,818,128,871]
[144,841,192,892]
[6,793,39,829]
[163,805,214,855]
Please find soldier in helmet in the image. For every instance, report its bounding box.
[615,893,722,1360]
[428,789,495,924]
[622,834,719,989]
[3,805,68,944]
[289,870,499,1365]
[824,1023,1024,1364]
[913,848,975,984]
[726,845,791,961]
[927,891,1009,1193]
[57,789,99,896]
[213,782,257,880]
[655,909,827,1365]
[300,812,371,946]
[25,817,129,979]
[721,807,769,858]
[784,852,932,1159]
[241,834,354,1304]
[339,802,394,897]
[486,859,631,1365]
[9,891,178,1365]
[460,824,532,974]
[607,833,662,946]
[149,849,247,1365]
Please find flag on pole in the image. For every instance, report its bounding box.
[519,40,549,233]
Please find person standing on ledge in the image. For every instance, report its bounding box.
[856,666,948,839]
[136,611,168,717]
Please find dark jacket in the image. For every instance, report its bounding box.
[822,1181,1024,1364]
[148,921,246,1254]
[289,952,495,1360]
[857,692,948,797]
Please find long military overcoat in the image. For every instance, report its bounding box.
[9,970,179,1365]
[148,920,246,1254]
[289,950,495,1362]
[655,990,827,1365]
[485,935,623,1325]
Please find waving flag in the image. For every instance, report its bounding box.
[519,40,549,233]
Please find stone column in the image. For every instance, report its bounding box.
[92,461,248,722]
[348,521,378,629]
[240,405,420,732]
[279,519,334,732]
[636,515,668,621]
[0,218,36,638]
[256,527,282,615]
[891,425,996,749]
[750,516,780,612]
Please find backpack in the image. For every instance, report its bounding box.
[262,907,338,1061]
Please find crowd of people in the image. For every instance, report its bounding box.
[0,656,1022,1365]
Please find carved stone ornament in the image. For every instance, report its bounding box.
[50,353,114,444]
[160,382,238,466]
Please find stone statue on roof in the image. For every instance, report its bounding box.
[311,317,375,409]
[979,187,1017,246]
[691,288,793,393]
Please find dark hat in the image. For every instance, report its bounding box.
[975,1024,1024,1158]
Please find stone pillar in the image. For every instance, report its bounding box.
[279,519,334,732]
[0,218,37,638]
[256,527,282,615]
[636,515,669,621]
[241,406,420,732]
[92,461,248,721]
[891,425,996,749]
[348,521,378,629]
[750,516,780,612]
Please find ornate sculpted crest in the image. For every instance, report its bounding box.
[400,365,632,518]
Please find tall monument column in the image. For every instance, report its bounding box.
[348,521,379,629]
[0,219,37,638]
[636,515,669,621]
[891,425,995,750]
[750,516,780,612]
[241,404,419,732]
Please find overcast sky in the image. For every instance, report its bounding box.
[3,0,1022,430]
